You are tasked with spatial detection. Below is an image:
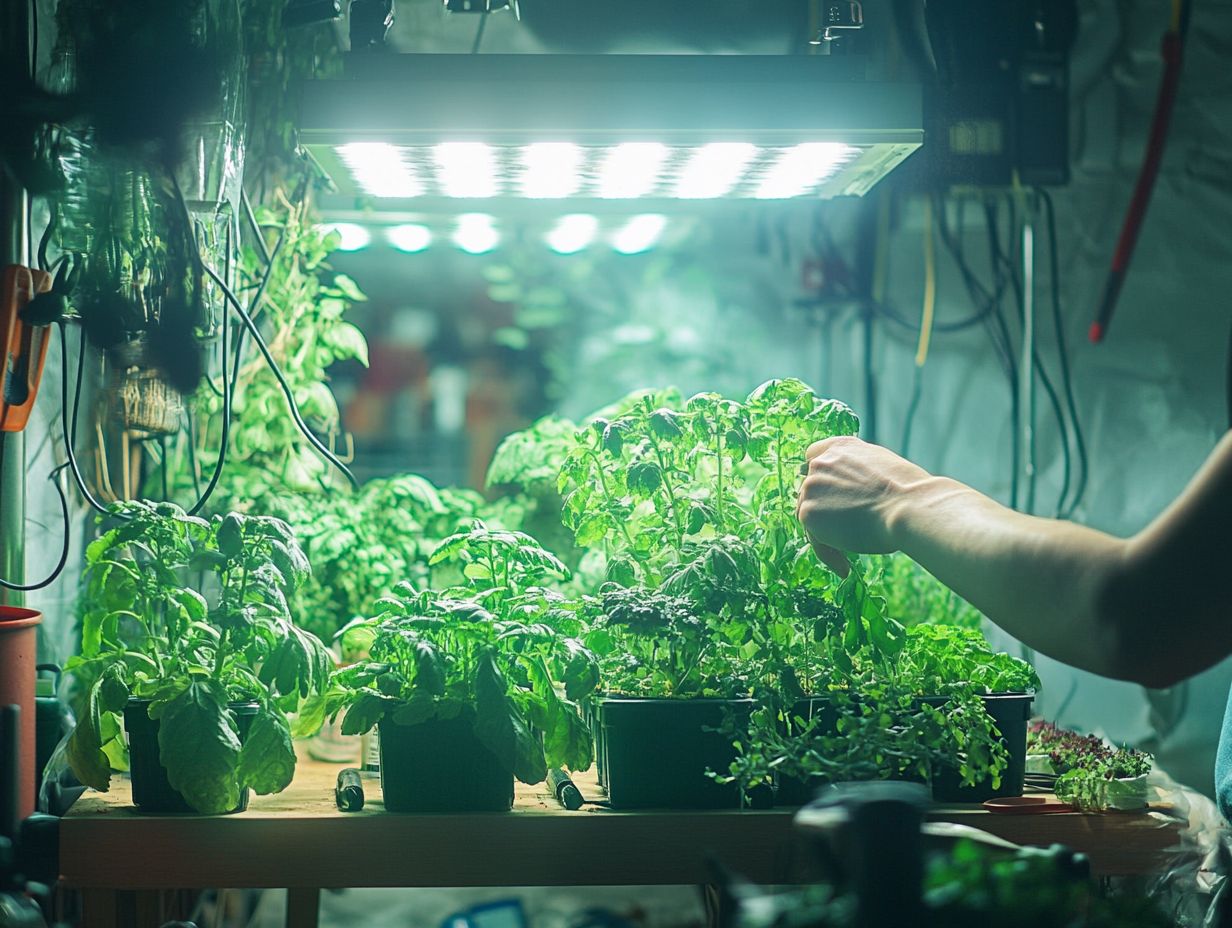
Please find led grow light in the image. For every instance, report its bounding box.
[546,214,599,254]
[301,56,923,204]
[520,143,584,198]
[338,143,422,199]
[674,143,759,199]
[612,214,666,254]
[387,223,433,252]
[453,213,499,253]
[318,222,371,251]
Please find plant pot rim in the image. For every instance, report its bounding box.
[597,695,756,705]
[918,691,1035,701]
[0,606,42,630]
[125,697,261,711]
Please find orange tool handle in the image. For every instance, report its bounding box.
[1,265,54,433]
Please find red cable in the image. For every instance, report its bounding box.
[1090,31,1186,344]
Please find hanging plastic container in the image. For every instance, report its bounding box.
[0,607,43,823]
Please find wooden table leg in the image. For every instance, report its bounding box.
[79,889,118,928]
[286,887,321,928]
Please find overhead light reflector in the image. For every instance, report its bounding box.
[612,214,666,254]
[547,214,599,254]
[303,56,923,202]
[387,223,433,252]
[453,213,499,253]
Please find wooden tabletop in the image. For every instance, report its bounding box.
[60,759,1187,891]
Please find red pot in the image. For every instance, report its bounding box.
[0,606,42,822]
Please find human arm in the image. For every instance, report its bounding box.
[796,432,1232,688]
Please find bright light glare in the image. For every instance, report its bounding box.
[453,214,499,254]
[674,143,759,199]
[546,214,599,254]
[597,143,669,198]
[611,214,667,254]
[754,143,855,198]
[386,223,432,253]
[319,222,371,252]
[435,142,498,198]
[520,143,583,198]
[337,143,421,198]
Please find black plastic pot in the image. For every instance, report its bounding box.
[582,699,606,789]
[926,693,1034,803]
[774,696,850,807]
[378,715,515,813]
[124,698,259,814]
[598,697,753,809]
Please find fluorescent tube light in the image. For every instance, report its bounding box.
[753,142,855,199]
[597,143,670,199]
[520,143,584,199]
[337,143,421,198]
[435,142,498,198]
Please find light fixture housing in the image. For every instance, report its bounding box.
[300,55,922,205]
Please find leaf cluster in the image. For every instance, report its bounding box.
[329,524,599,784]
[66,500,330,813]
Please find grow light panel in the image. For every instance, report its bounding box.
[318,222,371,251]
[300,55,922,204]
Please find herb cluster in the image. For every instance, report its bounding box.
[66,501,330,813]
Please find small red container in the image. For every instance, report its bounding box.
[0,606,42,822]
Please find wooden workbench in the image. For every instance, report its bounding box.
[61,759,1187,928]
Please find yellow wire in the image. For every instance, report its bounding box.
[914,198,936,368]
[1170,0,1183,32]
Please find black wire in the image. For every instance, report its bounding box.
[0,465,72,592]
[184,408,203,501]
[186,284,231,516]
[901,365,924,458]
[58,321,110,514]
[241,190,272,266]
[471,11,489,53]
[203,264,360,490]
[29,0,37,79]
[1039,189,1089,517]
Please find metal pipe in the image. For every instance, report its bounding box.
[0,0,31,605]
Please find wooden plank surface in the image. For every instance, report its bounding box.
[60,759,1185,889]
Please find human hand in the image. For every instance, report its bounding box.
[796,436,933,575]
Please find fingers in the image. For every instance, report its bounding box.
[811,541,850,578]
[804,436,843,464]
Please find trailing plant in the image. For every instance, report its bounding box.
[194,194,369,500]
[65,500,331,813]
[329,526,599,783]
[1027,720,1152,810]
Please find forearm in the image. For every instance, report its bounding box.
[888,477,1134,680]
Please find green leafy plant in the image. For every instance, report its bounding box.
[872,553,985,629]
[66,500,331,813]
[330,523,599,783]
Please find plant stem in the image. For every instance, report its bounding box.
[585,448,636,548]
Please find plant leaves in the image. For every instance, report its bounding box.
[157,681,242,814]
[237,706,297,795]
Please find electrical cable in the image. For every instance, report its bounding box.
[1039,188,1089,517]
[58,321,110,514]
[1090,0,1190,343]
[902,198,936,458]
[203,264,360,490]
[471,11,489,53]
[0,464,71,591]
[241,190,272,266]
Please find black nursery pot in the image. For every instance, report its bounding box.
[124,699,259,814]
[775,697,843,807]
[378,715,515,813]
[926,693,1034,803]
[598,697,754,810]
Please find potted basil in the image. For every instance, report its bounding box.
[66,501,330,814]
[331,522,597,813]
